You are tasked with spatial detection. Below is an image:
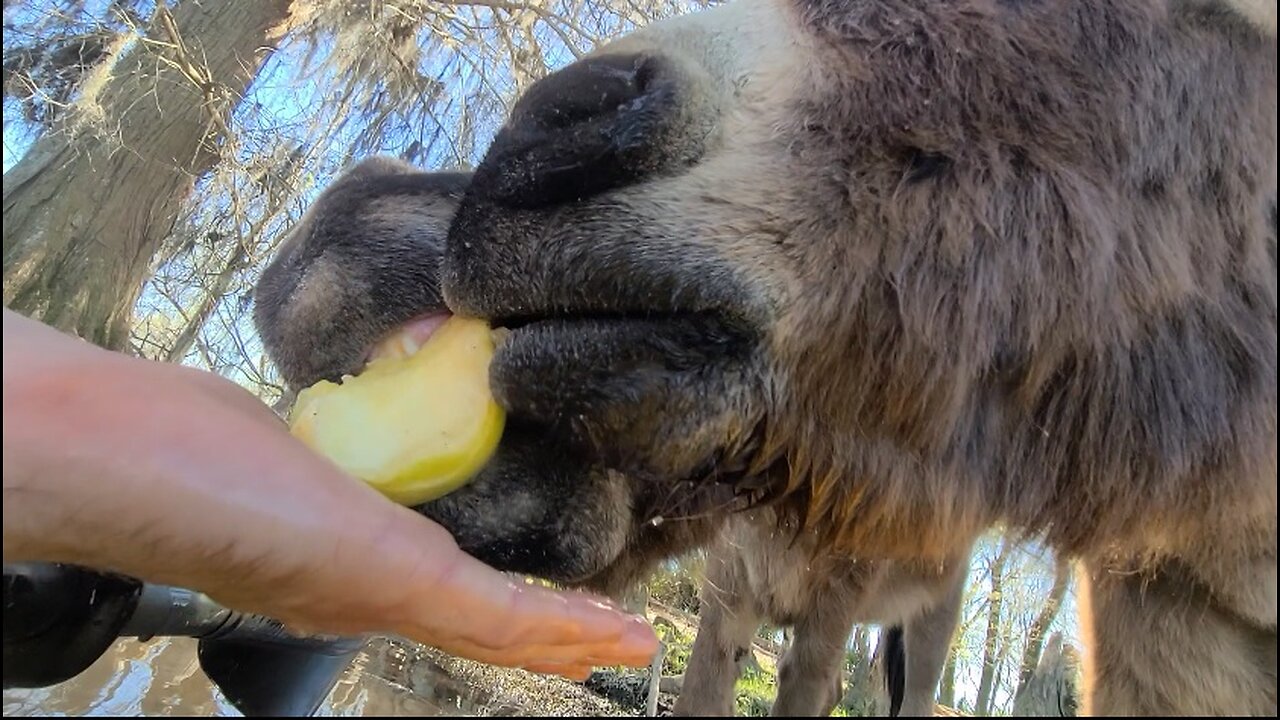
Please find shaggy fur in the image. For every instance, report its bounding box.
[255,0,1276,714]
[253,157,469,387]
[254,162,961,719]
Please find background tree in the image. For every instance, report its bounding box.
[1012,633,1082,717]
[1015,558,1073,701]
[3,0,296,349]
[935,530,1081,716]
[974,540,1012,715]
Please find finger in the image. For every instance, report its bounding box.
[387,512,659,658]
[421,562,659,659]
[433,643,598,681]
[423,626,659,672]
[401,603,658,669]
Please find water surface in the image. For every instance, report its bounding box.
[2,636,491,717]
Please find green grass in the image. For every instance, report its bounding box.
[654,622,695,677]
[647,559,705,614]
[734,663,778,717]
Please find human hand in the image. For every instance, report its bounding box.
[2,309,658,681]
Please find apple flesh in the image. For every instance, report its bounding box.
[288,316,505,506]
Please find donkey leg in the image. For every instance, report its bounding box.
[674,544,763,716]
[1080,554,1276,716]
[772,598,858,716]
[898,559,968,716]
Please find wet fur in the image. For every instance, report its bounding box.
[255,0,1277,714]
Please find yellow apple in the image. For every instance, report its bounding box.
[288,316,504,506]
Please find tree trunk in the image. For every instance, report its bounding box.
[840,627,886,717]
[3,0,295,350]
[1011,633,1082,717]
[974,541,1012,716]
[937,645,958,708]
[646,641,666,717]
[1016,557,1072,699]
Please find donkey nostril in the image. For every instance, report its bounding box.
[633,56,660,94]
[511,53,659,133]
[474,51,710,209]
